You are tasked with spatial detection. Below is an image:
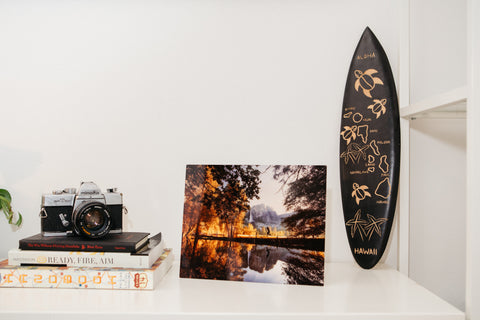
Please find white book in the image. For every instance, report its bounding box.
[0,249,173,290]
[8,232,165,269]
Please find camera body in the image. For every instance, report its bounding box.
[40,182,123,239]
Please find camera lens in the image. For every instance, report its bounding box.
[73,202,112,238]
[84,209,105,231]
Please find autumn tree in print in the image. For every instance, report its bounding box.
[183,165,261,239]
[182,165,219,240]
[272,165,326,237]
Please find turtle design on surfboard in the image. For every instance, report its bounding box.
[354,69,384,98]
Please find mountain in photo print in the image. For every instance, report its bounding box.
[180,165,326,286]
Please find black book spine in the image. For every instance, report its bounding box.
[18,239,137,253]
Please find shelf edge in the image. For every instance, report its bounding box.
[400,86,467,119]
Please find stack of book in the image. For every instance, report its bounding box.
[0,232,173,290]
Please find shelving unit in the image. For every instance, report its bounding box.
[399,85,468,313]
[0,262,465,320]
[397,1,479,319]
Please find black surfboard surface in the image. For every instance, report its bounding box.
[340,27,400,269]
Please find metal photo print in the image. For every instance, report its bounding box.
[180,165,326,286]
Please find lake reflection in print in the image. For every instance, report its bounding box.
[180,239,324,286]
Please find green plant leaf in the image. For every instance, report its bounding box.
[0,188,22,227]
[14,213,22,227]
[1,201,10,219]
[0,189,12,203]
[0,195,11,205]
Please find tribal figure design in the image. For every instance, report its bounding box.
[340,143,369,164]
[354,69,384,98]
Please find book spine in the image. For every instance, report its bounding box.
[150,251,174,289]
[9,242,165,269]
[18,240,137,253]
[0,249,173,290]
[9,250,147,269]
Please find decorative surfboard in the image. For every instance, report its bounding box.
[340,27,400,269]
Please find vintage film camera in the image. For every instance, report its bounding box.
[40,182,124,239]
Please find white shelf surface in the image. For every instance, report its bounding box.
[0,261,464,320]
[400,86,467,119]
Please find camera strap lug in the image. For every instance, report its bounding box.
[39,208,47,218]
[123,206,128,215]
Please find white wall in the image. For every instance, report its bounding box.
[409,0,467,103]
[0,0,400,266]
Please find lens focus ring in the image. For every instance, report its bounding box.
[72,202,112,239]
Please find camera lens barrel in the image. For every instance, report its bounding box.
[72,202,112,239]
